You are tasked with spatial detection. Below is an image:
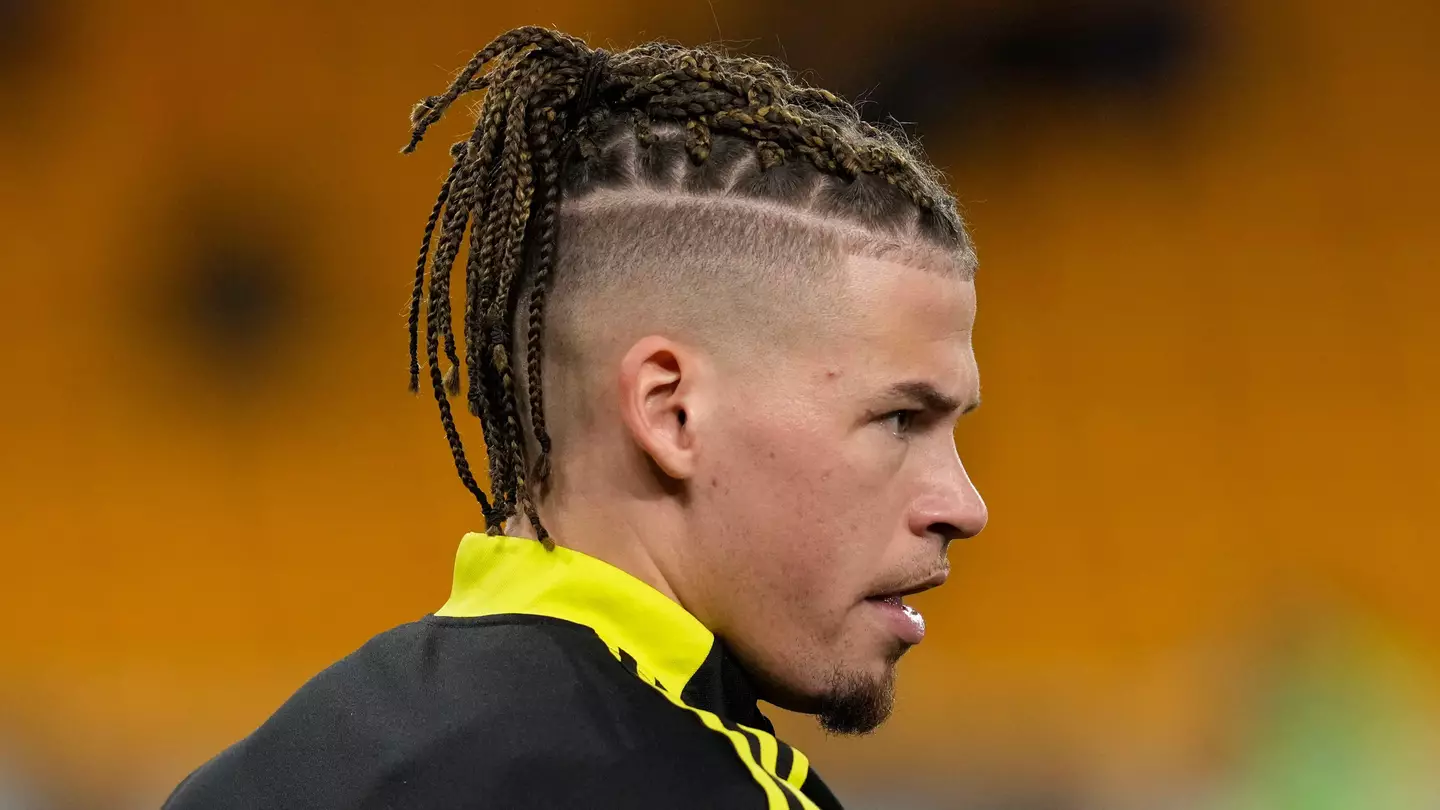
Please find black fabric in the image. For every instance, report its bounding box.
[681,641,771,730]
[681,643,844,810]
[774,741,795,785]
[799,770,845,810]
[164,615,842,809]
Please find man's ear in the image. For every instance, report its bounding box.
[617,335,704,481]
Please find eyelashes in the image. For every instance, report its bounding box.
[880,409,920,437]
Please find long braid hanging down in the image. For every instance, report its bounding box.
[402,26,967,547]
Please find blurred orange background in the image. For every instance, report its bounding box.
[2,0,1437,807]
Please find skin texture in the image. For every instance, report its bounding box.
[509,253,987,733]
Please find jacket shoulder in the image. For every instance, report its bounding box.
[164,617,765,809]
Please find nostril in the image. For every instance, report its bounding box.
[931,508,986,544]
[929,522,965,546]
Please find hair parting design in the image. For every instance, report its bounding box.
[402,25,972,547]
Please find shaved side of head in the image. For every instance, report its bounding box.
[512,124,975,478]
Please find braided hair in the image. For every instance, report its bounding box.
[403,26,974,548]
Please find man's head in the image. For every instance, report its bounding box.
[404,27,987,733]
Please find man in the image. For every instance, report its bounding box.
[166,25,986,809]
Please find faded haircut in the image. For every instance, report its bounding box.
[402,26,976,544]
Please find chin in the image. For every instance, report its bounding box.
[737,625,911,731]
[759,653,906,736]
[814,661,900,735]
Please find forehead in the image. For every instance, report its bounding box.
[844,254,975,328]
[790,254,978,398]
[838,253,974,348]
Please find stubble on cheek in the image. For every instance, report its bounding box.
[721,457,855,700]
[717,387,887,697]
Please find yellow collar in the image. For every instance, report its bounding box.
[435,532,715,693]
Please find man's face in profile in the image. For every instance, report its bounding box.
[686,255,987,734]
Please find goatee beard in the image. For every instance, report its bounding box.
[815,648,904,735]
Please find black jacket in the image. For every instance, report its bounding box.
[164,533,843,809]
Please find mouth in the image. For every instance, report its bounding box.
[864,571,947,645]
[865,570,949,604]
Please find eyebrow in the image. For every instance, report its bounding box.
[885,381,980,416]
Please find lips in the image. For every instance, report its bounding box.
[868,595,928,644]
[864,570,946,645]
[865,569,948,603]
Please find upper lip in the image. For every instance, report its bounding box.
[867,569,949,600]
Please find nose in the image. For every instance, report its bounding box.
[909,455,988,545]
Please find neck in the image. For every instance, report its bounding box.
[502,499,683,606]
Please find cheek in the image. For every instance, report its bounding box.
[715,416,892,610]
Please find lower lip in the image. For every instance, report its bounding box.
[868,597,926,645]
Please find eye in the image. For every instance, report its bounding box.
[881,409,920,436]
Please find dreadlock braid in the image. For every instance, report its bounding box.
[420,143,502,532]
[402,27,972,545]
[463,57,536,516]
[407,149,461,394]
[485,57,564,540]
[404,27,584,154]
[521,82,577,490]
[423,145,475,400]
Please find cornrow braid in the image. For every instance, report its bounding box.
[402,27,971,546]
[407,146,461,394]
[519,66,586,490]
[465,59,528,515]
[480,57,552,531]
